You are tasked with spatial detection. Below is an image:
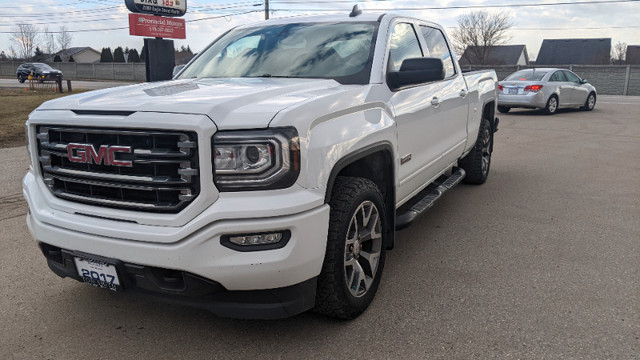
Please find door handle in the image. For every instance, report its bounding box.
[459,89,467,98]
[431,97,440,107]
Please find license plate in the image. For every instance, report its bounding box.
[74,257,121,291]
[508,88,518,94]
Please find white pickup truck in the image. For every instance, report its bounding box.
[23,9,498,319]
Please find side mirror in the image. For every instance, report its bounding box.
[172,64,186,78]
[387,57,445,91]
[580,79,588,84]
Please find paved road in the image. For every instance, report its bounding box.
[0,77,136,90]
[1,97,638,359]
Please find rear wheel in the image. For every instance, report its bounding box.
[314,177,387,319]
[543,95,558,115]
[497,106,510,113]
[459,118,492,184]
[581,92,596,111]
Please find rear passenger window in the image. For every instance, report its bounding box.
[550,71,566,82]
[419,26,456,78]
[388,23,423,71]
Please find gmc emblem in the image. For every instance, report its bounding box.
[67,143,133,167]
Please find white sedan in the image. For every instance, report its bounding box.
[497,68,597,115]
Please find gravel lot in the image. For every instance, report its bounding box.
[1,96,638,359]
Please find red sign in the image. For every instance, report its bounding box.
[128,13,186,39]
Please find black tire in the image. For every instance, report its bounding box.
[581,92,596,111]
[314,177,387,319]
[497,106,511,113]
[459,118,492,185]
[17,74,25,83]
[543,95,558,115]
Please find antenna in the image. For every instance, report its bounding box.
[349,4,362,17]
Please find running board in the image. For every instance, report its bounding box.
[395,168,466,230]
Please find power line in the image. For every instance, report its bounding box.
[0,9,262,34]
[270,0,640,11]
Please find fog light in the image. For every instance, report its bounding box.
[230,232,282,246]
[221,230,291,251]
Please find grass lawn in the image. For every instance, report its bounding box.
[0,88,85,148]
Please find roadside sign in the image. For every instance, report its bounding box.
[125,0,187,17]
[128,13,186,39]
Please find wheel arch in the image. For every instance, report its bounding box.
[325,143,396,249]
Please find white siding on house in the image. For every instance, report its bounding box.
[72,50,100,64]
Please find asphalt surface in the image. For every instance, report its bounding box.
[0,77,136,90]
[1,96,638,359]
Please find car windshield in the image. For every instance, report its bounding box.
[178,22,378,85]
[505,70,548,81]
[35,64,54,71]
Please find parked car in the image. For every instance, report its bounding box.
[497,68,596,115]
[16,63,63,83]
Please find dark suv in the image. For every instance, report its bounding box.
[16,63,63,83]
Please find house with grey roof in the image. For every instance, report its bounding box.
[47,47,101,63]
[459,45,529,66]
[626,46,640,64]
[536,38,611,65]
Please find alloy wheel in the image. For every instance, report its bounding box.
[344,200,383,298]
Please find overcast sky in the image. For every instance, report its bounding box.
[1,0,639,60]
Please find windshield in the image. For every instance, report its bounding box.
[505,70,548,81]
[178,22,378,85]
[35,64,54,71]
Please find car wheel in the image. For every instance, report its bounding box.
[314,177,387,319]
[497,106,511,113]
[543,95,558,115]
[459,118,492,185]
[18,74,25,83]
[581,92,596,111]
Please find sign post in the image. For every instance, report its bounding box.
[126,0,188,82]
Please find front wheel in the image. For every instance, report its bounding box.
[497,106,511,113]
[314,177,387,319]
[17,74,25,83]
[459,118,492,184]
[581,92,596,111]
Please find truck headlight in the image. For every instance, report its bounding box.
[212,127,300,191]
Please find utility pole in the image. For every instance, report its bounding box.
[265,0,269,20]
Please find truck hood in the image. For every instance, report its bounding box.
[37,78,344,129]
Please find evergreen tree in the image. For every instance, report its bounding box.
[53,54,62,62]
[140,46,146,61]
[100,47,113,62]
[68,55,75,62]
[127,49,141,63]
[113,47,125,62]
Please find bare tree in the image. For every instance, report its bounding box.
[612,41,627,63]
[10,23,40,60]
[451,10,513,65]
[57,25,73,52]
[43,26,57,54]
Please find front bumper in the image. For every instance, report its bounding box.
[498,91,546,108]
[24,167,330,318]
[39,242,317,319]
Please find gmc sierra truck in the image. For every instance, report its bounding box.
[23,9,498,319]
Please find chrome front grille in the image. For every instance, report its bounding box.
[36,126,199,213]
